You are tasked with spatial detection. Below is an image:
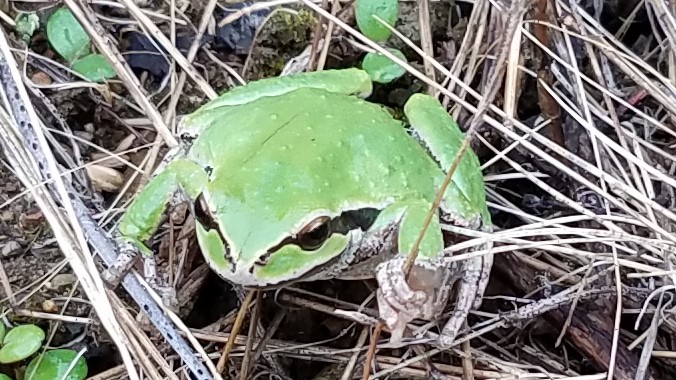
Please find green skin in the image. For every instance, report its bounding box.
[118,68,492,344]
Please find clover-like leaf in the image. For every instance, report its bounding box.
[0,373,11,380]
[24,349,87,380]
[355,0,398,42]
[46,8,91,63]
[0,324,45,364]
[71,54,116,82]
[361,48,406,84]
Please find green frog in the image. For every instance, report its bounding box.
[117,68,493,346]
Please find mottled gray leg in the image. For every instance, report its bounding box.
[438,256,482,346]
[474,244,493,309]
[143,255,178,310]
[438,239,493,347]
[101,238,138,287]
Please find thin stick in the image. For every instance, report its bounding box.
[217,289,256,373]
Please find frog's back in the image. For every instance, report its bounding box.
[185,88,443,256]
[188,88,442,203]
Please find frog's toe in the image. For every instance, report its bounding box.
[376,287,411,344]
[473,248,493,309]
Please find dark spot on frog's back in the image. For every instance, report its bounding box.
[204,165,213,177]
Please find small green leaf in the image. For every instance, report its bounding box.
[14,13,40,41]
[0,323,6,344]
[71,54,116,82]
[0,324,45,364]
[361,48,407,84]
[355,0,398,42]
[0,373,12,380]
[25,349,87,380]
[46,8,91,63]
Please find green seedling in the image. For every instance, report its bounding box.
[0,322,87,380]
[46,7,115,83]
[14,13,40,42]
[354,0,407,84]
[24,349,88,380]
[0,324,44,364]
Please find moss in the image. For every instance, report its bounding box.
[247,9,317,80]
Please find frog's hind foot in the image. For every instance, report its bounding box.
[438,242,493,347]
[375,244,493,348]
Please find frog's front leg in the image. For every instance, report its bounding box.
[374,199,457,344]
[109,158,208,304]
[400,93,494,346]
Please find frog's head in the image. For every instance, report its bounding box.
[193,192,391,288]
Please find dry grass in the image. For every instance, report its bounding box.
[0,0,675,379]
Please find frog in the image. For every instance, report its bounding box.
[117,68,493,346]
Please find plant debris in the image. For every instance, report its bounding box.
[1,0,675,379]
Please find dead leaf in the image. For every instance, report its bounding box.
[86,164,124,192]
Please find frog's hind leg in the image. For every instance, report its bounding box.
[437,251,482,346]
[107,159,208,305]
[403,93,488,223]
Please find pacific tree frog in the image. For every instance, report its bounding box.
[117,68,493,346]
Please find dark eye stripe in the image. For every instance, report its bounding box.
[258,208,382,266]
[193,193,234,264]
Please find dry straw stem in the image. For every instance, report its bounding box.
[0,30,143,380]
[1,4,218,378]
[63,0,177,146]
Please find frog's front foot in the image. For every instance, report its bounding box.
[102,240,179,311]
[375,257,454,344]
[101,239,140,288]
[376,250,492,347]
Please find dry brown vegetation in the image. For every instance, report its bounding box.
[0,0,675,379]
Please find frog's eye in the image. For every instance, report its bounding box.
[296,216,331,250]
